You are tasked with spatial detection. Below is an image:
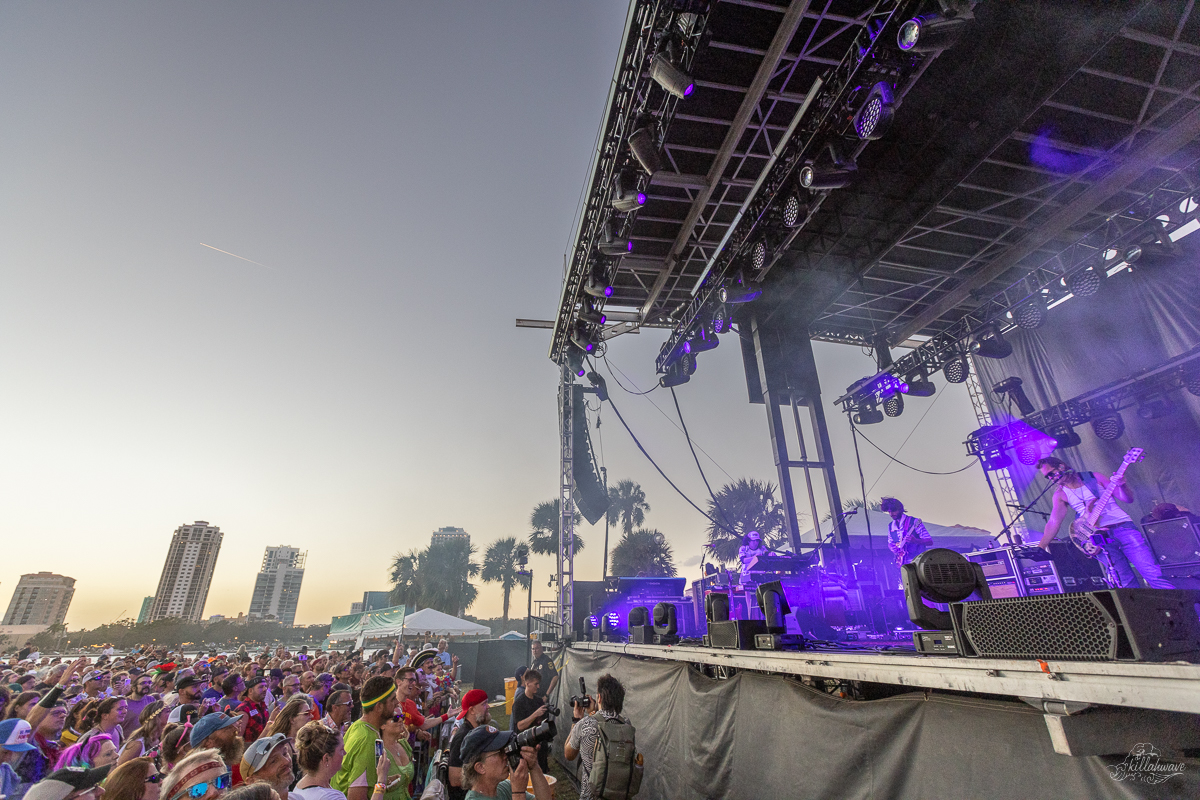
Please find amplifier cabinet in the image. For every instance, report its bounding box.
[950,589,1200,662]
[1143,517,1200,566]
[707,619,766,650]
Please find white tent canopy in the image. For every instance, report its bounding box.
[400,608,491,637]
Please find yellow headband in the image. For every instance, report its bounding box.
[361,684,395,708]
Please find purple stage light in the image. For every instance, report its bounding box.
[626,240,634,253]
[606,612,620,626]
[576,367,586,377]
[899,382,909,394]
[637,192,646,204]
[683,341,692,354]
[588,615,599,628]
[683,82,694,97]
[604,285,612,297]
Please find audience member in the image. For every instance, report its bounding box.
[54,734,118,771]
[291,722,346,800]
[117,701,167,766]
[160,748,229,800]
[1,717,38,800]
[101,757,161,800]
[446,690,488,800]
[240,735,292,800]
[122,675,158,740]
[458,727,549,800]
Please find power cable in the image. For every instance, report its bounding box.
[601,354,658,396]
[854,423,976,476]
[670,388,738,537]
[866,382,949,494]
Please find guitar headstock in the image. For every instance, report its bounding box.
[1124,447,1145,465]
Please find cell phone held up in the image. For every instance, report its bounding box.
[375,739,384,760]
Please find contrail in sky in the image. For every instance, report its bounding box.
[200,242,275,270]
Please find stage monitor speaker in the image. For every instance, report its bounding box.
[707,619,766,650]
[1143,518,1200,566]
[572,581,608,638]
[629,625,655,644]
[950,589,1200,662]
[570,385,611,525]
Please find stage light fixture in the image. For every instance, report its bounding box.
[942,356,969,384]
[652,602,679,641]
[1015,440,1041,466]
[853,82,896,140]
[659,362,690,388]
[1124,245,1143,263]
[979,446,1011,471]
[611,172,646,213]
[852,402,884,425]
[992,376,1035,416]
[688,325,720,354]
[598,234,634,257]
[571,325,598,354]
[628,125,663,174]
[800,162,857,191]
[1014,299,1045,330]
[970,325,1013,359]
[781,192,808,228]
[705,592,730,623]
[897,13,968,53]
[883,392,904,417]
[1050,424,1082,450]
[719,279,762,304]
[583,270,613,299]
[650,53,694,99]
[748,239,768,273]
[755,580,791,632]
[905,375,936,397]
[1091,412,1125,441]
[1185,372,1200,398]
[710,304,731,334]
[565,345,586,378]
[1137,395,1175,420]
[1065,267,1101,298]
[578,306,606,325]
[901,548,990,631]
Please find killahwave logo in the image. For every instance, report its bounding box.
[1107,743,1186,784]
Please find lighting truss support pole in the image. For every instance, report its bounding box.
[964,361,1026,540]
[557,363,576,639]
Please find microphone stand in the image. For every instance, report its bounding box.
[996,480,1057,546]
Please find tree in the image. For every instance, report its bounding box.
[822,497,883,523]
[607,479,650,535]
[704,478,789,565]
[418,538,480,617]
[528,499,584,556]
[610,528,677,578]
[389,550,424,611]
[481,537,531,625]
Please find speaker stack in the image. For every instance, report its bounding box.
[1144,517,1200,588]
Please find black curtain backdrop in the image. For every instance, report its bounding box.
[972,235,1200,530]
[553,649,1196,800]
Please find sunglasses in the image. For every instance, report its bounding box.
[183,773,232,799]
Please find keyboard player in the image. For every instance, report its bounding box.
[738,530,769,585]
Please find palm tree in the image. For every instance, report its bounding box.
[481,537,532,624]
[388,550,423,611]
[607,479,650,535]
[528,499,585,556]
[704,478,789,565]
[418,538,480,617]
[822,498,883,523]
[610,528,677,577]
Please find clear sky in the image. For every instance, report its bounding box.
[0,2,997,630]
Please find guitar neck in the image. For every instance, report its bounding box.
[1086,463,1131,527]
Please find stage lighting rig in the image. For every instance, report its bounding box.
[578,304,606,325]
[611,172,646,213]
[897,12,969,53]
[853,82,897,141]
[852,401,884,425]
[598,224,634,257]
[708,304,731,334]
[942,355,969,384]
[1049,423,1083,450]
[904,369,936,397]
[1013,297,1046,330]
[650,52,694,100]
[659,358,692,388]
[1064,266,1101,298]
[800,161,858,191]
[565,344,587,378]
[571,325,599,354]
[969,324,1013,359]
[883,392,904,417]
[1091,412,1125,441]
[688,325,720,354]
[719,274,762,304]
[583,274,613,299]
[992,376,1035,417]
[627,124,663,175]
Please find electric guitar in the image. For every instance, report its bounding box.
[1068,447,1145,557]
[891,518,924,566]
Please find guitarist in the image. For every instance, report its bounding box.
[1035,456,1173,589]
[883,497,933,569]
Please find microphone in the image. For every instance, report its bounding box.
[842,508,858,517]
[703,543,718,548]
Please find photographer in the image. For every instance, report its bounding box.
[564,675,639,800]
[507,672,548,774]
[458,727,550,800]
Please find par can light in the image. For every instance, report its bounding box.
[853,82,896,140]
[800,163,857,191]
[650,54,695,99]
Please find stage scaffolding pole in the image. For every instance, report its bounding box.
[964,360,1028,540]
[557,363,575,639]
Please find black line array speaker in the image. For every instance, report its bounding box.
[1142,517,1200,567]
[950,589,1200,662]
[706,619,766,650]
[569,384,610,525]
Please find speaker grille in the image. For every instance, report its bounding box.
[958,593,1117,660]
[927,561,975,585]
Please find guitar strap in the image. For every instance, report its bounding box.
[1079,471,1101,499]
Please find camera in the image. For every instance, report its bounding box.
[504,709,558,769]
[570,677,591,710]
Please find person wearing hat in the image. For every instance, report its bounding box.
[331,677,410,800]
[174,677,205,708]
[190,714,244,783]
[240,734,291,799]
[458,726,548,800]
[234,678,268,744]
[81,672,105,703]
[159,749,229,800]
[1,717,38,799]
[22,765,112,800]
[446,690,489,800]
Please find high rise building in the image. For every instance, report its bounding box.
[136,596,154,625]
[247,546,306,626]
[361,591,392,612]
[2,573,75,626]
[431,526,470,547]
[148,521,223,623]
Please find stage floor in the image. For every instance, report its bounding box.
[572,640,1200,714]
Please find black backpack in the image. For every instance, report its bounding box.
[587,716,643,799]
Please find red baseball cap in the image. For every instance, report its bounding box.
[457,689,489,719]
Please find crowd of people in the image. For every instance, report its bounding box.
[0,637,562,800]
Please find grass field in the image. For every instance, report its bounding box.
[487,703,580,800]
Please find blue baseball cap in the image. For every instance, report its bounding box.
[0,718,37,752]
[190,712,239,747]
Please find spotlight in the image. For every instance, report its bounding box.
[611,172,646,213]
[627,605,654,644]
[1050,424,1082,449]
[583,275,613,299]
[905,376,936,397]
[1186,371,1200,398]
[1124,245,1143,263]
[565,345,586,378]
[598,234,634,257]
[1065,267,1101,298]
[942,356,969,384]
[1137,395,1175,420]
[661,337,692,370]
[897,14,968,53]
[852,402,884,425]
[688,325,720,353]
[578,307,606,325]
[979,446,1011,471]
[659,361,690,388]
[586,370,609,402]
[1091,413,1125,441]
[853,82,896,141]
[781,192,808,228]
[571,325,598,353]
[883,393,904,417]
[991,376,1035,416]
[755,581,791,632]
[800,162,857,191]
[719,278,762,304]
[1014,300,1045,330]
[628,125,663,174]
[652,602,679,643]
[650,54,694,99]
[710,304,731,334]
[901,548,990,632]
[1015,441,1041,466]
[748,239,768,273]
[970,325,1013,359]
